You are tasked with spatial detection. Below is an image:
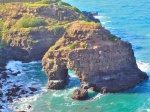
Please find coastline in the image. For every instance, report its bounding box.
[0,0,149,111]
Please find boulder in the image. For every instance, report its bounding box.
[72,88,88,100]
[48,80,68,90]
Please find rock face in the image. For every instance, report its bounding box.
[7,28,65,61]
[72,88,88,100]
[42,21,148,93]
[0,2,91,61]
[82,11,100,23]
[0,48,7,67]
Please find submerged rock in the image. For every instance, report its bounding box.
[12,71,21,76]
[28,87,37,92]
[42,21,148,94]
[72,88,88,100]
[0,72,9,79]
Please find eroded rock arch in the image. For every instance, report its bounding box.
[42,21,148,93]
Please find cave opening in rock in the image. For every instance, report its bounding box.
[66,69,80,88]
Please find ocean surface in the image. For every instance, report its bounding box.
[1,0,150,111]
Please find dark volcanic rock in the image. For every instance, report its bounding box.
[82,11,100,23]
[72,88,88,100]
[42,21,148,93]
[1,72,9,79]
[0,59,7,67]
[7,96,13,102]
[0,67,7,71]
[6,86,21,97]
[0,48,7,67]
[12,71,21,76]
[28,87,37,92]
[27,105,32,109]
[0,90,3,97]
[20,90,28,94]
[0,105,3,109]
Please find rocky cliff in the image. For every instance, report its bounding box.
[42,21,148,93]
[0,1,91,62]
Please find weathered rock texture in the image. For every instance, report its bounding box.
[42,21,148,93]
[0,2,91,61]
[72,88,88,100]
[7,28,65,61]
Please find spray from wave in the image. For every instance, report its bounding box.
[0,60,47,112]
[137,61,150,72]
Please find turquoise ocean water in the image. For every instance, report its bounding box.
[2,0,150,112]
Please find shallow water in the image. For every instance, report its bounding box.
[1,0,150,111]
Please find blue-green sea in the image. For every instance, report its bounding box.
[2,0,150,112]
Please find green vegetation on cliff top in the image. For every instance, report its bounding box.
[0,0,105,49]
[16,16,47,28]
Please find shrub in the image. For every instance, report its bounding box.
[0,20,3,26]
[58,1,71,6]
[79,15,88,21]
[69,42,77,49]
[82,43,87,48]
[18,17,47,28]
[49,45,55,50]
[71,6,81,13]
[0,42,6,48]
[52,26,63,35]
[1,25,9,43]
[58,1,81,13]
[109,34,118,41]
[31,39,38,44]
[41,0,50,4]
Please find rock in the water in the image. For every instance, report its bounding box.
[48,80,68,90]
[0,105,2,109]
[12,71,21,76]
[28,87,37,92]
[0,90,3,97]
[27,105,32,109]
[0,59,7,67]
[72,88,88,100]
[42,21,148,93]
[0,72,9,79]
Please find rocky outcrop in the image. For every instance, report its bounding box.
[82,11,100,23]
[0,2,93,62]
[7,28,65,61]
[42,21,148,93]
[72,88,88,100]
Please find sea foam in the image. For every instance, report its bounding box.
[137,61,150,72]
[0,60,47,112]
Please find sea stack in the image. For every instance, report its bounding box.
[42,21,148,94]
